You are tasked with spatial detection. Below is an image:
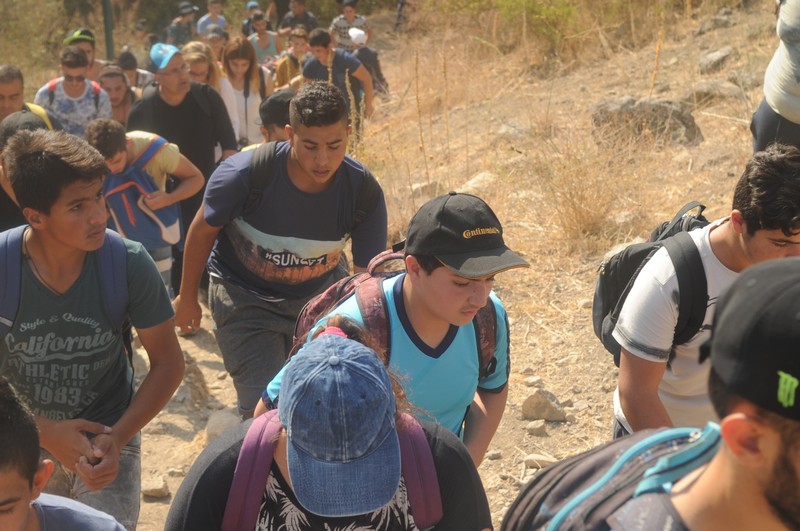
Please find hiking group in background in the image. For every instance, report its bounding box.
[3,2,800,531]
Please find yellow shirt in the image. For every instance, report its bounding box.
[127,131,181,191]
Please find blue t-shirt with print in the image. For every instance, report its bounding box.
[266,274,510,434]
[204,141,387,300]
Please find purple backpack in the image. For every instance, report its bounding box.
[291,249,499,378]
[221,409,444,530]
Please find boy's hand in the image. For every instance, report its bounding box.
[143,190,174,210]
[38,417,112,472]
[75,433,121,491]
[173,293,203,334]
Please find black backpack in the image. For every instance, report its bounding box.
[592,201,710,366]
[500,423,721,531]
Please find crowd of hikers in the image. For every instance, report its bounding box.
[2,1,800,530]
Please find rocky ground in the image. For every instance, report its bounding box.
[133,4,775,529]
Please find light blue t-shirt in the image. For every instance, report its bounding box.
[197,13,227,34]
[266,274,510,434]
[34,493,126,530]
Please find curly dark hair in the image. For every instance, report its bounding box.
[289,81,348,128]
[732,143,800,236]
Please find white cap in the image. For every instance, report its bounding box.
[348,28,367,46]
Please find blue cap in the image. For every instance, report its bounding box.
[247,0,260,9]
[278,334,401,517]
[150,43,180,71]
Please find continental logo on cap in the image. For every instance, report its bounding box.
[463,227,500,239]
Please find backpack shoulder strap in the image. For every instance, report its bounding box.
[473,300,498,379]
[635,422,721,496]
[91,80,101,110]
[662,231,707,346]
[222,409,282,531]
[0,226,27,338]
[397,414,443,530]
[353,250,405,357]
[244,141,279,215]
[25,103,54,129]
[353,166,381,227]
[97,230,129,332]
[131,136,168,171]
[47,79,57,107]
[653,201,706,242]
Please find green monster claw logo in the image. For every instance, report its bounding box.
[777,371,799,408]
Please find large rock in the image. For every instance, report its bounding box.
[524,453,559,469]
[141,474,170,498]
[683,79,742,106]
[592,96,703,147]
[694,8,734,36]
[521,389,566,422]
[458,171,496,195]
[699,47,734,75]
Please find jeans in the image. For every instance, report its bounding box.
[41,432,142,531]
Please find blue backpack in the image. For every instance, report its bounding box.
[0,226,132,358]
[103,136,182,250]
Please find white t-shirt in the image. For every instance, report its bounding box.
[612,219,738,430]
[232,67,270,144]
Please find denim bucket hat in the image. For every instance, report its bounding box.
[278,333,401,517]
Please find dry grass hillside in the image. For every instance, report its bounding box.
[356,4,774,525]
[5,2,779,529]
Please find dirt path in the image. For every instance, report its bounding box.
[134,5,774,529]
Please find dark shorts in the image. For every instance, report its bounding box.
[750,97,800,153]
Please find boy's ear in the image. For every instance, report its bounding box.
[30,460,54,500]
[405,255,421,277]
[720,411,773,469]
[23,208,44,228]
[730,209,746,235]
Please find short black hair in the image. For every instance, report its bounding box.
[732,143,800,236]
[85,119,127,159]
[0,64,23,85]
[60,45,89,69]
[117,50,138,71]
[0,377,40,486]
[4,129,107,214]
[342,0,357,8]
[709,368,800,451]
[308,28,331,47]
[410,254,444,273]
[289,81,348,128]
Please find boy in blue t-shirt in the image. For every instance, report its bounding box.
[260,192,529,466]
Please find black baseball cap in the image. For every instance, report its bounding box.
[257,89,294,127]
[700,258,800,421]
[0,110,51,150]
[403,192,529,278]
